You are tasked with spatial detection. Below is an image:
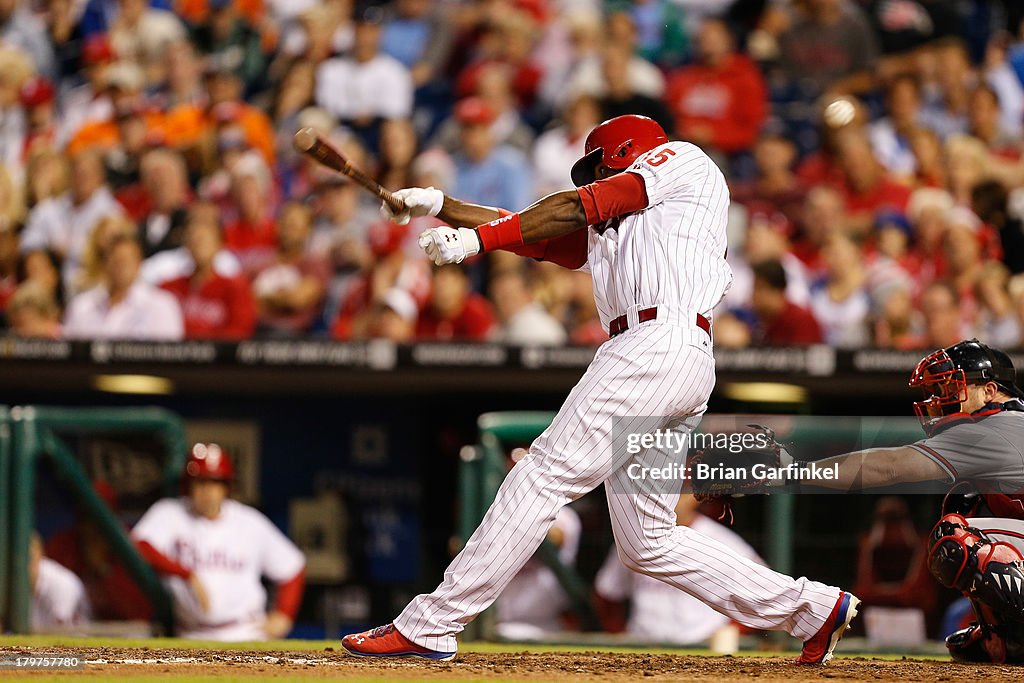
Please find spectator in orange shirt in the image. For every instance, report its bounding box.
[751,259,823,346]
[664,19,766,155]
[160,206,256,340]
[416,264,495,341]
[251,201,329,337]
[204,62,275,166]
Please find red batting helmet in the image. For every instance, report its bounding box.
[570,115,668,187]
[184,443,235,482]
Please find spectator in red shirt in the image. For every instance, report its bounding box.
[908,127,946,188]
[416,264,495,341]
[832,130,911,236]
[943,216,984,308]
[160,208,256,340]
[870,210,921,283]
[790,186,847,274]
[224,153,277,273]
[664,19,766,155]
[907,187,955,285]
[796,95,868,188]
[251,201,329,337]
[751,259,823,346]
[731,132,806,225]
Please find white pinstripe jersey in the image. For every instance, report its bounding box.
[584,141,733,330]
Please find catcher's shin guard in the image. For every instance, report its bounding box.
[928,514,1024,622]
[946,616,1024,664]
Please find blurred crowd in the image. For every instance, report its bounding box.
[0,0,1023,348]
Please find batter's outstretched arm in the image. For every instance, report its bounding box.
[802,446,948,491]
[417,172,647,266]
[437,191,587,244]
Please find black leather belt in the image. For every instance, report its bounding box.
[608,307,711,338]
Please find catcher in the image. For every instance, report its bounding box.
[697,339,1024,663]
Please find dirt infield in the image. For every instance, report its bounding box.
[1,645,1019,682]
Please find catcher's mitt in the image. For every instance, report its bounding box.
[686,425,794,523]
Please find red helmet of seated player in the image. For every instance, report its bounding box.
[909,338,1023,435]
[570,115,668,187]
[183,442,235,482]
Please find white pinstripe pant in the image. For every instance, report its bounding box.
[395,322,841,652]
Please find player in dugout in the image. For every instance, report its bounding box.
[766,339,1024,664]
[133,443,306,641]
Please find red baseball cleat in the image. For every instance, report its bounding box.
[796,591,861,665]
[341,623,456,661]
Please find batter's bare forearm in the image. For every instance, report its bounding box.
[437,196,502,227]
[440,190,588,245]
[519,191,588,243]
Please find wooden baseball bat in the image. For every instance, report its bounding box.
[293,128,406,214]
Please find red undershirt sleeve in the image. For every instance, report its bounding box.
[508,230,588,269]
[273,568,306,619]
[136,540,192,579]
[576,172,648,225]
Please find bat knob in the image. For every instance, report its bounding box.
[293,128,317,152]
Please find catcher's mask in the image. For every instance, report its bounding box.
[909,339,1023,435]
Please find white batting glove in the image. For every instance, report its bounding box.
[382,187,445,225]
[418,226,481,265]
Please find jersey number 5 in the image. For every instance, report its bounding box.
[646,148,676,167]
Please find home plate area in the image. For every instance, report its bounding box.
[1,644,1020,682]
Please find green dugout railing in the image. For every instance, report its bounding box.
[458,411,929,639]
[3,406,189,634]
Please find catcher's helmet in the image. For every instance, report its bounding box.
[570,115,668,187]
[184,443,235,482]
[909,339,1023,434]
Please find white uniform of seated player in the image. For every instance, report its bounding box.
[30,534,91,633]
[133,444,306,641]
[495,506,581,639]
[595,495,762,649]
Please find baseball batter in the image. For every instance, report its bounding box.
[133,443,306,641]
[343,115,858,663]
